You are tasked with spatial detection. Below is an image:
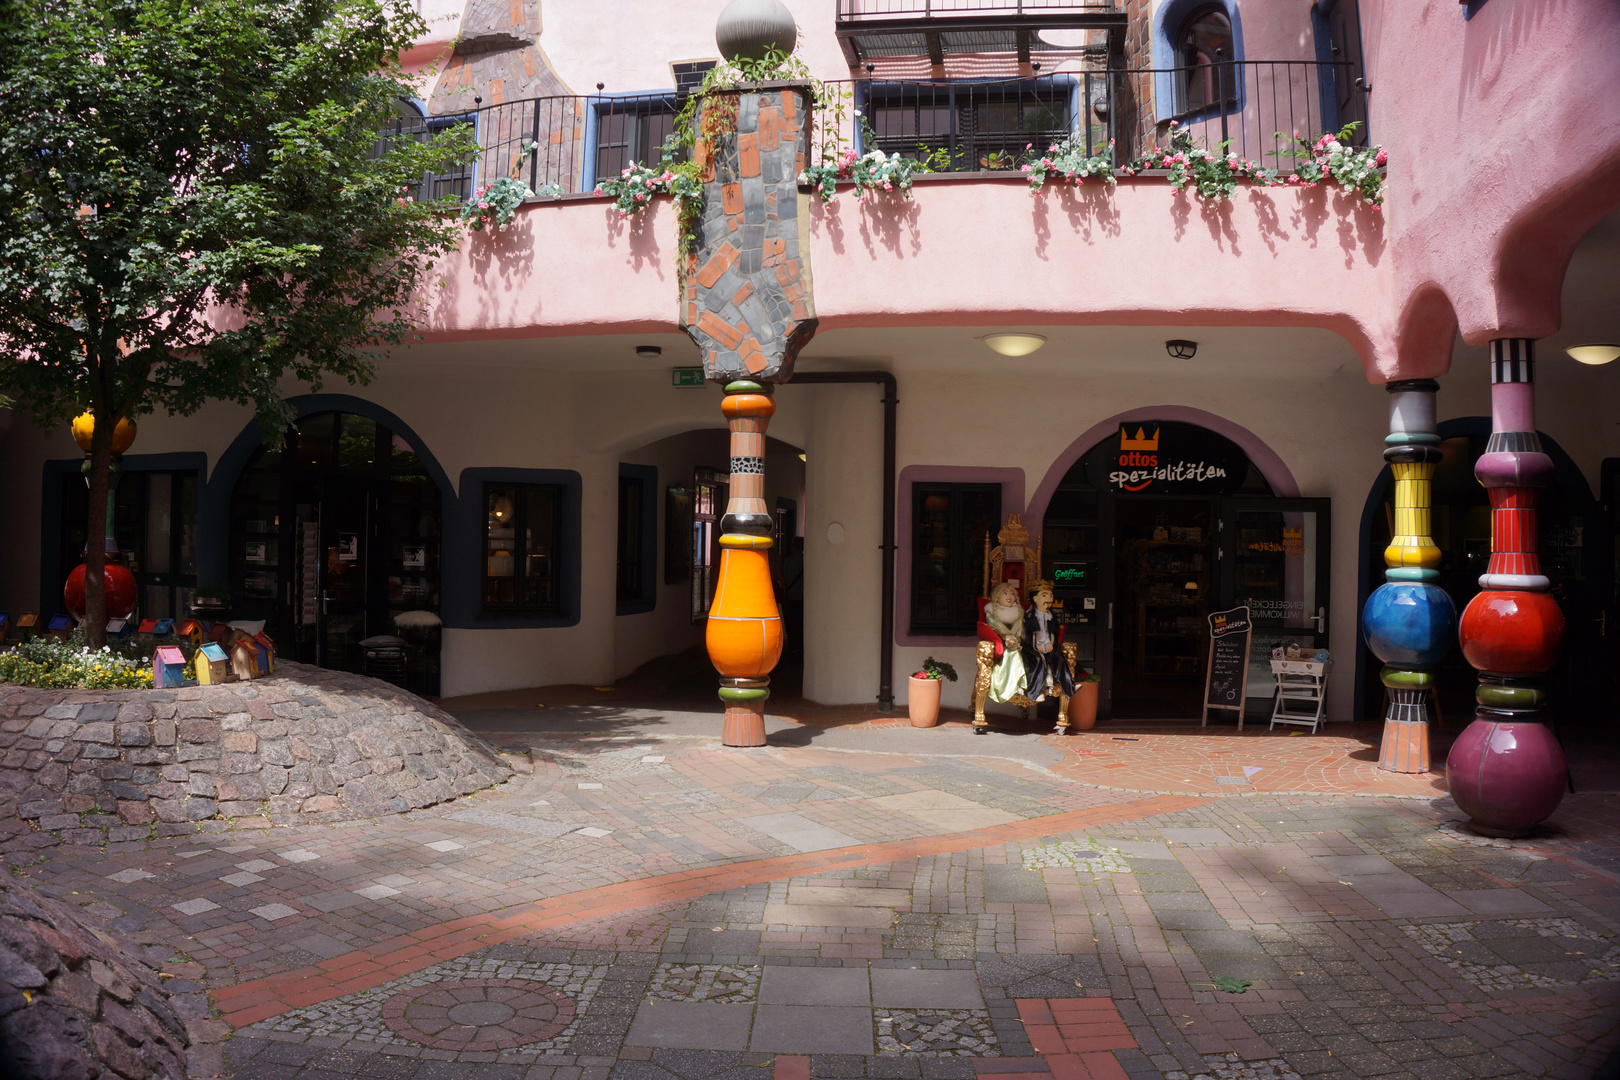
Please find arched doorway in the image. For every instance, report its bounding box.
[1036,415,1327,721]
[228,410,444,694]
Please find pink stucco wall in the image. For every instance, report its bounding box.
[411,0,1620,382]
[422,178,1395,366]
[1363,0,1620,366]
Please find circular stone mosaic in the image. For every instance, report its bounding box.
[381,979,575,1051]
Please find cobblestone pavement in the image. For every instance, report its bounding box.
[7,717,1619,1080]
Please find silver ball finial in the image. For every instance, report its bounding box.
[715,0,797,63]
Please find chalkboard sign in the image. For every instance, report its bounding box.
[1202,605,1252,729]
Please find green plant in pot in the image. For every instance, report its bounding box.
[908,656,957,728]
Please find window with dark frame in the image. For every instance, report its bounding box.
[595,102,679,179]
[866,83,1070,172]
[910,483,1001,635]
[617,474,648,603]
[482,483,564,616]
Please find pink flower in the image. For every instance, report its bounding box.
[1026,143,1033,150]
[1020,164,1031,173]
[1374,148,1387,166]
[478,201,489,209]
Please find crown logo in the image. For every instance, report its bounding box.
[1282,528,1301,541]
[1119,425,1160,452]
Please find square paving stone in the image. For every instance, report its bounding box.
[1316,855,1400,875]
[870,968,983,1009]
[625,1001,754,1051]
[745,813,861,853]
[1160,828,1236,845]
[762,903,896,929]
[1442,889,1551,914]
[749,1005,874,1055]
[760,966,871,1006]
[1182,930,1266,955]
[172,898,220,916]
[1155,909,1229,930]
[250,903,299,921]
[983,867,1047,904]
[304,889,369,913]
[1108,841,1171,860]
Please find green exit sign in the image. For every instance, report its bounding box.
[671,367,704,387]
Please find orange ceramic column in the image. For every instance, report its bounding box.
[707,381,785,746]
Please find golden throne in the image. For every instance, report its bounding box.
[971,515,1079,735]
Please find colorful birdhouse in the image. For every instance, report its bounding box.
[153,618,175,638]
[153,646,187,688]
[194,643,229,685]
[228,639,258,681]
[174,619,204,646]
[45,615,73,641]
[207,622,232,645]
[106,618,132,639]
[251,632,276,675]
[138,618,158,636]
[15,614,38,643]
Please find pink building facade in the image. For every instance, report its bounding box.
[2,0,1617,741]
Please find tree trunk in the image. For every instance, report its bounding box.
[83,417,113,650]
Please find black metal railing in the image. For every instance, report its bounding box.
[836,0,1118,17]
[382,60,1365,201]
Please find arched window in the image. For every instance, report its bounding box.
[1177,6,1236,114]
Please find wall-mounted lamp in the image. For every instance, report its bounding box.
[636,345,663,358]
[1166,339,1198,359]
[1566,343,1620,366]
[980,333,1047,357]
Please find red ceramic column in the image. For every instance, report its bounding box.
[1448,339,1567,836]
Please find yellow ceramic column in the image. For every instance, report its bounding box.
[707,381,784,747]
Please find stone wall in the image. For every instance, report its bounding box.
[0,662,512,847]
[0,874,213,1080]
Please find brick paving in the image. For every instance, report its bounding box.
[5,703,1619,1080]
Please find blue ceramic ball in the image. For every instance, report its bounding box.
[1363,582,1456,667]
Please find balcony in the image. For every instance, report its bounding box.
[384,60,1363,202]
[833,1,1127,70]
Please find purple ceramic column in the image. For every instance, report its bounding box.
[1448,339,1567,836]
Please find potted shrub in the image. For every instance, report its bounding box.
[1068,670,1102,731]
[908,656,957,728]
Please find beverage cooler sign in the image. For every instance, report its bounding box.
[1083,422,1250,495]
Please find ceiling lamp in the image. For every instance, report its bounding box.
[1165,339,1198,359]
[980,333,1047,357]
[1566,343,1620,366]
[636,344,663,358]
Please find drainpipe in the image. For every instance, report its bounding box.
[789,371,898,712]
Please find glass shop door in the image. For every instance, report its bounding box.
[308,478,384,671]
[1218,498,1332,720]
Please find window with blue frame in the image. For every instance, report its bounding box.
[1174,6,1238,117]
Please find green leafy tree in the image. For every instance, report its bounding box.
[0,0,475,646]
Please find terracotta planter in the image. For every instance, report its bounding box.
[908,675,942,728]
[1068,681,1099,731]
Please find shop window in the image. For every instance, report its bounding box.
[617,465,657,613]
[1174,6,1238,116]
[58,470,198,620]
[482,483,564,616]
[910,483,1001,635]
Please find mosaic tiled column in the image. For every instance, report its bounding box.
[1363,380,1454,773]
[682,84,818,746]
[1449,339,1568,835]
